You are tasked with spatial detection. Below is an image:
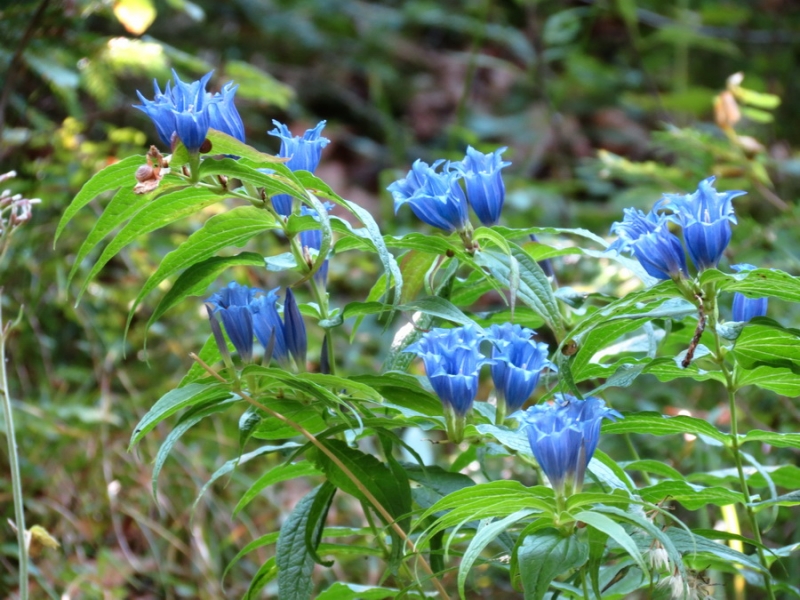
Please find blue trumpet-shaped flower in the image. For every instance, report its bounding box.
[731,264,768,322]
[661,176,745,271]
[486,323,554,413]
[268,121,330,216]
[523,395,622,497]
[404,325,489,417]
[388,160,470,233]
[299,204,333,286]
[251,289,289,365]
[454,146,510,226]
[610,208,688,280]
[207,81,246,142]
[135,70,245,152]
[206,282,261,363]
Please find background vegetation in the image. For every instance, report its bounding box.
[1,0,799,597]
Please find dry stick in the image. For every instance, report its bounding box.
[681,293,706,368]
[189,353,451,600]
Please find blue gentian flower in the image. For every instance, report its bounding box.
[661,176,746,271]
[268,121,330,216]
[610,208,688,280]
[388,160,470,233]
[523,395,622,497]
[251,289,289,365]
[135,70,245,152]
[299,204,333,286]
[731,264,768,322]
[486,323,554,414]
[206,282,261,363]
[283,288,307,368]
[454,146,510,226]
[404,325,489,416]
[207,81,246,142]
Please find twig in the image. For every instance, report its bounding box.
[682,294,706,368]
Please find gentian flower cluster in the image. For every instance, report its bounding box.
[388,147,509,233]
[486,323,555,417]
[404,323,554,441]
[135,70,245,153]
[610,177,746,280]
[731,264,768,322]
[268,121,330,216]
[523,395,622,498]
[206,282,307,369]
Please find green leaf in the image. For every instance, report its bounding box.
[397,296,478,328]
[207,129,285,164]
[56,154,145,243]
[199,156,302,197]
[570,510,648,576]
[234,461,322,516]
[223,532,280,582]
[67,175,184,286]
[129,383,233,449]
[639,481,744,509]
[701,268,800,304]
[736,364,800,397]
[311,439,412,534]
[734,321,800,371]
[127,205,278,327]
[191,442,302,516]
[404,464,475,510]
[243,556,278,600]
[277,485,327,600]
[146,252,264,335]
[151,398,237,496]
[78,186,225,301]
[352,372,443,417]
[665,528,766,573]
[740,430,800,449]
[516,529,589,600]
[459,510,537,600]
[475,242,563,337]
[304,482,337,567]
[602,411,728,445]
[251,399,328,440]
[750,490,800,510]
[315,583,400,600]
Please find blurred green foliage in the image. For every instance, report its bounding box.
[2,0,800,597]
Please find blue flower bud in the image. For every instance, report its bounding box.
[251,289,289,365]
[454,146,510,226]
[486,323,554,413]
[135,70,244,152]
[206,282,261,363]
[731,264,768,322]
[661,177,745,271]
[283,288,307,368]
[523,395,622,497]
[268,121,330,216]
[299,204,333,286]
[388,160,470,233]
[610,208,688,280]
[404,325,489,416]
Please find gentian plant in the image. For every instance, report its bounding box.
[59,68,800,600]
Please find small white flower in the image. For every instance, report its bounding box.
[648,544,670,572]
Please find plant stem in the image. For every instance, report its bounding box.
[706,288,775,599]
[0,298,28,599]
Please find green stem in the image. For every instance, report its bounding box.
[581,567,591,600]
[309,276,336,376]
[494,397,506,426]
[707,287,775,599]
[0,298,28,599]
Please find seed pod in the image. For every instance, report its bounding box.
[199,138,213,154]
